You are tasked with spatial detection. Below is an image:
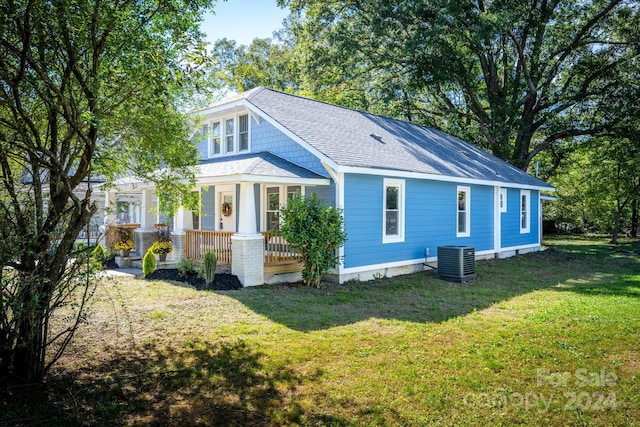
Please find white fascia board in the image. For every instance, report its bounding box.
[197,99,249,117]
[244,102,340,172]
[337,165,555,192]
[196,174,330,186]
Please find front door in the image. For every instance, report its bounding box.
[219,191,236,232]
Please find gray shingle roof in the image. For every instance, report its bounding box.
[242,87,552,189]
[199,151,326,180]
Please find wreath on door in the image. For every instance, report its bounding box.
[221,201,232,217]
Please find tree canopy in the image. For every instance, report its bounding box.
[279,0,640,170]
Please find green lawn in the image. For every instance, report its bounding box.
[3,238,639,426]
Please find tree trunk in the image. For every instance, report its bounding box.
[12,285,48,383]
[610,200,624,244]
[631,199,638,238]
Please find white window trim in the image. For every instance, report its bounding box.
[457,186,471,238]
[261,184,305,231]
[520,190,531,233]
[382,178,405,244]
[206,113,251,158]
[499,188,507,213]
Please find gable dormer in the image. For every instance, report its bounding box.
[196,110,250,159]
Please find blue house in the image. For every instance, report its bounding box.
[107,87,553,286]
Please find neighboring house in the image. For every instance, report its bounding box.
[107,87,553,286]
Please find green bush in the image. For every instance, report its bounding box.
[92,243,106,269]
[279,193,346,287]
[142,248,156,276]
[198,250,217,285]
[177,257,196,277]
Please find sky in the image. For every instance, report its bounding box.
[200,0,290,46]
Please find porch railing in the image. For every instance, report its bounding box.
[262,232,301,263]
[184,230,301,266]
[185,230,234,264]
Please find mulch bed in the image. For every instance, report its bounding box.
[144,269,243,291]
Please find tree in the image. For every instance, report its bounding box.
[544,137,640,240]
[281,0,640,170]
[0,0,215,384]
[208,21,303,94]
[279,193,346,287]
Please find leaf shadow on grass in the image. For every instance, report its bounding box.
[226,248,636,332]
[1,340,350,426]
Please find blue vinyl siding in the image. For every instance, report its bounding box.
[251,117,329,177]
[343,174,495,269]
[308,183,336,207]
[501,188,539,248]
[195,126,208,159]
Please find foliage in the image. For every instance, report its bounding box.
[545,138,640,240]
[279,193,346,287]
[281,0,640,170]
[151,240,173,255]
[114,240,135,252]
[208,23,302,94]
[92,244,106,269]
[178,258,197,277]
[142,249,157,276]
[0,0,216,384]
[198,251,217,286]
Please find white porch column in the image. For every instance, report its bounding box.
[175,206,194,232]
[237,181,257,234]
[140,189,156,230]
[103,190,116,226]
[135,188,158,257]
[232,181,264,286]
[171,206,193,261]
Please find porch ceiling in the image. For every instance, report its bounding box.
[196,152,331,185]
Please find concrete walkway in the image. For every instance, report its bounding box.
[101,267,142,278]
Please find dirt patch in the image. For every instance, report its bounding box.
[144,269,243,291]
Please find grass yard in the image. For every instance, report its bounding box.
[2,237,639,426]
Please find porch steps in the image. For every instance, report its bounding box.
[131,259,179,270]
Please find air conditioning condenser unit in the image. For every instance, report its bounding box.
[437,246,476,282]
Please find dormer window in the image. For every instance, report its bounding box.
[239,114,249,151]
[211,121,221,155]
[225,119,234,152]
[204,113,250,158]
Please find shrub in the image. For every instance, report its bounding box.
[92,243,106,269]
[279,193,346,287]
[177,258,196,277]
[151,239,173,255]
[198,250,217,285]
[142,248,156,276]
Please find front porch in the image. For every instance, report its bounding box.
[108,226,303,279]
[184,230,303,277]
[105,152,331,286]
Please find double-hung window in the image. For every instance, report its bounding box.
[225,118,234,152]
[520,190,530,233]
[206,113,250,157]
[264,185,304,231]
[457,186,470,237]
[211,121,221,155]
[239,114,249,151]
[383,179,405,243]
